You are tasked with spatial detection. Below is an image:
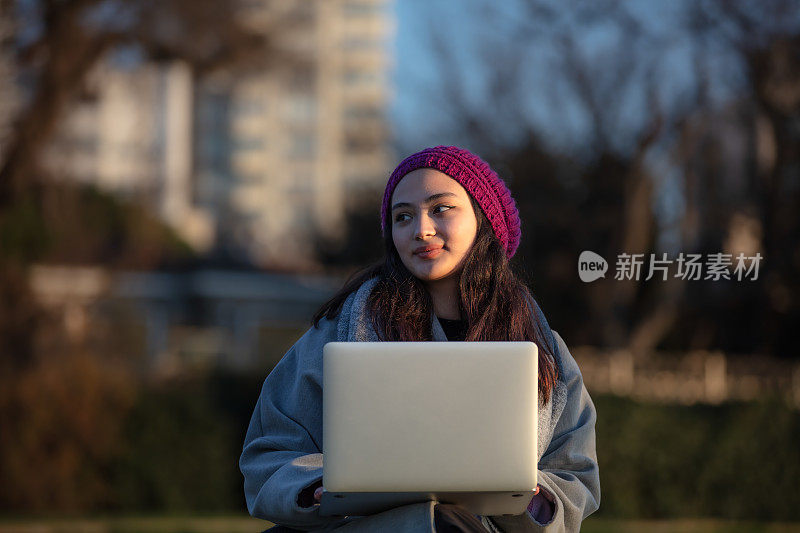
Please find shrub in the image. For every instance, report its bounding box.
[594,395,800,520]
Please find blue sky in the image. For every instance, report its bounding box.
[388,0,744,158]
[387,0,756,251]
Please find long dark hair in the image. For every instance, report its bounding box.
[312,196,559,403]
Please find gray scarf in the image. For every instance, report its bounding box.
[334,276,566,460]
[337,277,561,362]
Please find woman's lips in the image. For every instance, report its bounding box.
[415,248,443,259]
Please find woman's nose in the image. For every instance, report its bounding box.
[414,214,436,240]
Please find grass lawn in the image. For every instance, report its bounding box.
[0,515,265,533]
[583,518,800,533]
[1,516,799,532]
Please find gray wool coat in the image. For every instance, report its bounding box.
[240,278,600,532]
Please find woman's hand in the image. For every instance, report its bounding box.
[528,484,555,524]
[297,480,324,508]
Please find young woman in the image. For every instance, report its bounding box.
[240,146,600,532]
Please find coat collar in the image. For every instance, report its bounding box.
[336,277,447,342]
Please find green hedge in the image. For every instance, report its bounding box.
[594,395,800,520]
[106,372,263,513]
[91,373,800,520]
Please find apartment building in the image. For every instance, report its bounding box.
[44,0,394,270]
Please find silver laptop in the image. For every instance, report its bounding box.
[320,341,538,517]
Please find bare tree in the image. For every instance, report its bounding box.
[0,0,301,208]
[0,0,300,369]
[418,0,800,355]
[675,0,800,355]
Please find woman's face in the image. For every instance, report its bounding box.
[390,168,479,284]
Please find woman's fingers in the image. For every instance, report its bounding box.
[314,486,324,502]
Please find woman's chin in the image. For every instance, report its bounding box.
[411,267,454,283]
[403,256,457,282]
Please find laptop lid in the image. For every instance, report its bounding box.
[321,341,538,515]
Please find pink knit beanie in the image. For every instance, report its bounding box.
[380,145,522,258]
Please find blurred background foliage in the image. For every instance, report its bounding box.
[3,368,799,520]
[0,182,195,268]
[391,0,800,358]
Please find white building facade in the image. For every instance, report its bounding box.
[44,0,395,270]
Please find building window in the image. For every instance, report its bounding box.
[233,137,265,152]
[235,170,265,183]
[288,172,314,195]
[288,66,316,92]
[344,133,379,152]
[284,94,317,124]
[345,105,381,121]
[196,90,231,176]
[288,134,316,158]
[341,37,383,50]
[343,2,385,16]
[233,98,266,116]
[343,69,381,86]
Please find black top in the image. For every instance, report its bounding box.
[437,317,468,341]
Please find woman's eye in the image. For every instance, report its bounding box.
[394,213,410,222]
[433,205,454,214]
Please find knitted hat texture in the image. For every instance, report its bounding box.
[380,145,521,258]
